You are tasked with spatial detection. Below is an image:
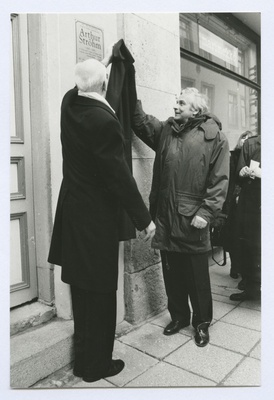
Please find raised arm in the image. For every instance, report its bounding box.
[132,100,165,151]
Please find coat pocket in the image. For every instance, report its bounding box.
[170,198,205,243]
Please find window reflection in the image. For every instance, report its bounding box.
[180,14,258,83]
[180,58,258,149]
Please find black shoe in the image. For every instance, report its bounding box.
[194,322,210,347]
[230,291,247,301]
[82,359,125,383]
[238,279,246,291]
[104,359,125,379]
[230,291,260,301]
[73,368,83,378]
[163,320,189,335]
[230,270,239,279]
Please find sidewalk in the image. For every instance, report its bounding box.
[32,260,261,389]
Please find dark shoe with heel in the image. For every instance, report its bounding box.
[81,359,125,383]
[230,291,247,301]
[194,322,210,347]
[230,269,239,279]
[163,320,189,335]
[73,368,83,378]
[230,291,260,301]
[104,359,125,379]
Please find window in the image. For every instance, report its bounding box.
[179,13,258,82]
[181,77,195,90]
[240,97,246,128]
[179,18,194,52]
[180,58,258,148]
[179,13,260,149]
[238,50,244,76]
[228,92,238,128]
[201,83,215,113]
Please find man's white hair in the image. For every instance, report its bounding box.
[75,58,106,92]
[181,87,209,114]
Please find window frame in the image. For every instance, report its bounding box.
[179,13,261,133]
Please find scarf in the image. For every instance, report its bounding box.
[78,90,115,114]
[168,113,222,136]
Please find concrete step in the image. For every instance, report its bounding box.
[10,302,56,336]
[10,318,74,388]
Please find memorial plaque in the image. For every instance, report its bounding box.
[76,21,104,62]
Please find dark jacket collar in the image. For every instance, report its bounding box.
[63,87,117,119]
[168,112,222,140]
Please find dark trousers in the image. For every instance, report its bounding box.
[241,240,261,299]
[70,285,117,380]
[228,239,242,275]
[161,251,212,329]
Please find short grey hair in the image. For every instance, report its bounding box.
[75,58,106,92]
[181,87,209,114]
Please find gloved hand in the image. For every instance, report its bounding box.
[211,212,227,228]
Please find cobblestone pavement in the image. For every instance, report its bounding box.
[32,262,261,390]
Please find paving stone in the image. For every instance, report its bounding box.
[150,310,194,337]
[213,300,237,320]
[30,260,262,389]
[165,341,243,383]
[212,293,240,305]
[115,320,134,338]
[210,321,261,355]
[119,323,190,359]
[210,264,239,288]
[211,284,239,297]
[150,310,170,327]
[72,379,115,388]
[125,361,215,387]
[32,363,80,388]
[222,357,261,386]
[221,307,261,331]
[32,363,114,388]
[239,299,261,311]
[105,340,158,387]
[249,341,261,360]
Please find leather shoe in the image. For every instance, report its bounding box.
[230,291,260,301]
[104,359,125,378]
[163,320,189,335]
[230,270,239,279]
[82,359,125,383]
[230,291,247,301]
[73,368,83,378]
[194,322,210,347]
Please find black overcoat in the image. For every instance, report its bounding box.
[237,135,261,248]
[48,89,151,292]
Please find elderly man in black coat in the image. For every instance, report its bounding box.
[48,54,155,383]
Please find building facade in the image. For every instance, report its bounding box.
[10,12,260,326]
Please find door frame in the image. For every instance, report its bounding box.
[26,14,55,305]
[10,14,38,307]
